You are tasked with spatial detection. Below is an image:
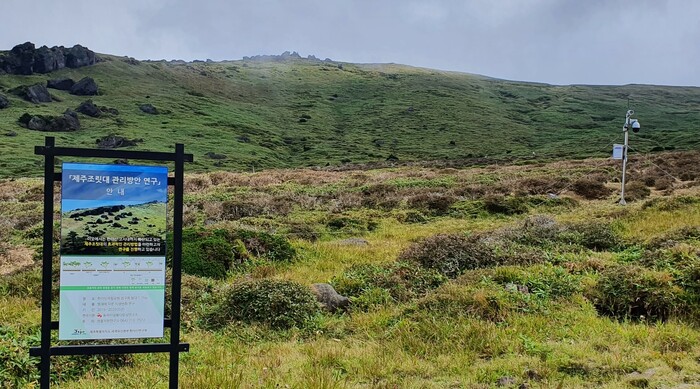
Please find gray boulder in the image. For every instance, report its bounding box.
[70,77,98,96]
[9,84,49,103]
[0,94,8,109]
[65,44,96,68]
[139,103,158,114]
[22,84,53,103]
[76,100,101,117]
[96,135,142,149]
[33,45,65,73]
[310,283,350,313]
[100,106,119,115]
[47,78,75,91]
[62,109,80,130]
[27,116,48,131]
[204,151,227,159]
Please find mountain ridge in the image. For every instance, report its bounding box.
[0,45,699,178]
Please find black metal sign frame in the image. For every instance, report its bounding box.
[30,136,193,389]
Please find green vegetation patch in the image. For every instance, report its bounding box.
[203,279,319,330]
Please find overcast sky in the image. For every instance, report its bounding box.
[3,0,699,86]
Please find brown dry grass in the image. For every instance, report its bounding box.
[0,245,35,275]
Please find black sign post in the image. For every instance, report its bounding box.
[30,136,193,388]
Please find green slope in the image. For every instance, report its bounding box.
[1,55,699,178]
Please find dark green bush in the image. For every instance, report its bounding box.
[167,228,296,278]
[590,265,683,321]
[564,221,622,251]
[167,229,233,278]
[204,279,319,329]
[331,261,446,310]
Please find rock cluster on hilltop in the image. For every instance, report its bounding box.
[0,42,97,75]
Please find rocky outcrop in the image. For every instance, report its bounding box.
[70,77,98,96]
[139,103,158,114]
[19,110,80,132]
[10,84,52,103]
[310,283,350,313]
[47,78,75,91]
[65,45,96,68]
[33,46,65,73]
[96,135,142,149]
[0,95,8,109]
[76,100,101,117]
[0,42,97,75]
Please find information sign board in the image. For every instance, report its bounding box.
[59,163,168,340]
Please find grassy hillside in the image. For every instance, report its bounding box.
[2,152,700,387]
[1,54,699,178]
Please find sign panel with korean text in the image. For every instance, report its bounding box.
[59,163,168,340]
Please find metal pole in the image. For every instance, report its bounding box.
[169,143,185,389]
[620,110,632,205]
[40,136,55,389]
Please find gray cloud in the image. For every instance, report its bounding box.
[3,0,699,85]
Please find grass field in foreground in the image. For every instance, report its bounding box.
[2,152,700,387]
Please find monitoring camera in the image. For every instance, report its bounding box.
[631,120,640,133]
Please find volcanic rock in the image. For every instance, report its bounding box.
[76,100,101,117]
[70,77,98,96]
[47,78,75,91]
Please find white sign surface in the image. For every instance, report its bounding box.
[59,163,168,340]
[612,144,624,160]
[59,256,165,339]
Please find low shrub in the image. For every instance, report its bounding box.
[203,279,319,329]
[515,176,569,195]
[167,229,233,279]
[331,261,446,310]
[397,210,428,224]
[646,226,700,249]
[224,229,296,262]
[571,178,611,200]
[624,181,651,201]
[398,234,497,277]
[641,196,700,212]
[325,215,378,234]
[590,265,683,321]
[167,228,296,278]
[164,272,216,328]
[492,265,582,299]
[406,193,457,216]
[564,221,622,251]
[483,195,530,215]
[416,282,538,322]
[398,233,541,277]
